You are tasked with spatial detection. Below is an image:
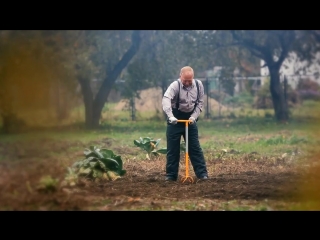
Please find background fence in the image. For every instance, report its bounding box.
[110,74,319,122]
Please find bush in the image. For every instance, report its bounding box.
[223,91,254,108]
[297,78,320,91]
[254,79,300,109]
[297,90,320,101]
[210,90,228,102]
[64,146,126,185]
[296,79,320,102]
[0,113,27,134]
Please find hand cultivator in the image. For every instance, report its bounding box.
[177,120,194,184]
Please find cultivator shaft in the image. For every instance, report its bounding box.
[177,120,194,184]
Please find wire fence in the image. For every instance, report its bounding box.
[115,74,320,121]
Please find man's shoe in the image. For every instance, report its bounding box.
[165,177,177,182]
[198,176,209,180]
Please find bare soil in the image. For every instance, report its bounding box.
[0,138,316,211]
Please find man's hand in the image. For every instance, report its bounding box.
[168,116,178,124]
[189,117,196,124]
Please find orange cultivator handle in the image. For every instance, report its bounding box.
[177,120,194,184]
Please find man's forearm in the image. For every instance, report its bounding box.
[162,97,174,118]
[191,106,202,119]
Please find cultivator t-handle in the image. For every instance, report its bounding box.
[177,120,194,184]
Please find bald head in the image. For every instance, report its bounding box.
[180,66,194,87]
[180,66,194,76]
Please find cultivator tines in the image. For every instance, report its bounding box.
[177,120,194,184]
[181,177,194,183]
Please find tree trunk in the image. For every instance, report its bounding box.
[269,66,289,122]
[91,30,141,128]
[78,77,94,128]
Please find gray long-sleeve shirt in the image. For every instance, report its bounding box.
[162,78,204,119]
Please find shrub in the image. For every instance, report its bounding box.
[296,78,320,102]
[254,79,300,109]
[64,146,126,185]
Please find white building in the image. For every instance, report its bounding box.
[260,52,320,89]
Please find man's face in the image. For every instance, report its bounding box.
[180,71,193,87]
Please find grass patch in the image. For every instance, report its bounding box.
[257,135,309,146]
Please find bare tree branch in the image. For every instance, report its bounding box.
[311,30,320,42]
[230,30,267,60]
[276,31,295,68]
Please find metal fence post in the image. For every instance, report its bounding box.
[205,77,210,119]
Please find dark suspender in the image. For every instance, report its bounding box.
[175,79,200,113]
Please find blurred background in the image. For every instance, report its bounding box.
[0,30,319,132]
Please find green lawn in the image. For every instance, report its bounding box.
[1,106,319,163]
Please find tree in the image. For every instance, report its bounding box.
[61,30,142,129]
[124,31,193,95]
[121,30,255,120]
[0,30,143,131]
[122,30,209,119]
[194,30,320,122]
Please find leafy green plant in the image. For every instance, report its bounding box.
[133,137,186,160]
[133,137,167,159]
[63,167,78,187]
[36,175,59,193]
[66,146,126,183]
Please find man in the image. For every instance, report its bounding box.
[162,66,209,182]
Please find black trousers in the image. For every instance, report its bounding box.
[166,110,208,180]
